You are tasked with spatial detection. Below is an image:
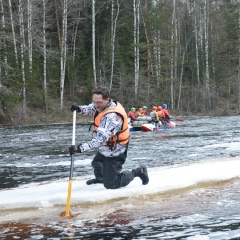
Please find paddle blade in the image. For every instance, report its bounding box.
[176,118,184,122]
[166,121,176,128]
[65,180,72,215]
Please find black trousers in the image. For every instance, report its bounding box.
[91,150,135,189]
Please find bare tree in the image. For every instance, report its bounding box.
[193,0,200,85]
[109,0,120,92]
[133,0,140,99]
[60,0,68,110]
[170,0,177,110]
[42,0,48,113]
[54,0,61,49]
[8,0,18,66]
[27,0,33,77]
[92,0,97,87]
[19,0,27,117]
[204,0,210,108]
[0,0,8,75]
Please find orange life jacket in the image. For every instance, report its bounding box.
[93,102,129,150]
[157,110,164,118]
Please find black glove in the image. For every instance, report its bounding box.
[70,104,81,113]
[69,145,81,155]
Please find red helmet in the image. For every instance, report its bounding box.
[152,106,157,110]
[157,106,162,111]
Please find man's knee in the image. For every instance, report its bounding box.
[104,182,118,189]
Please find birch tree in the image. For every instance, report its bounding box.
[43,0,48,113]
[152,1,161,88]
[109,0,120,91]
[170,0,177,110]
[60,0,68,110]
[19,0,27,117]
[27,0,33,77]
[8,0,18,66]
[204,0,210,108]
[92,0,97,87]
[193,0,200,85]
[133,0,140,98]
[0,0,7,75]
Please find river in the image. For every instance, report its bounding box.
[0,116,240,239]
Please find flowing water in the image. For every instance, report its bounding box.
[0,116,240,239]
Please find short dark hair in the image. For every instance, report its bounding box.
[92,86,110,99]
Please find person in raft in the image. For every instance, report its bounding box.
[128,107,137,123]
[135,107,144,118]
[142,106,148,116]
[69,86,149,189]
[162,103,170,123]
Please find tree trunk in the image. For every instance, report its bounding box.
[60,0,68,110]
[92,0,97,88]
[170,0,176,110]
[54,0,61,49]
[27,0,33,77]
[43,0,48,114]
[204,0,210,108]
[8,0,18,66]
[19,0,27,118]
[194,0,200,85]
[109,0,120,92]
[133,0,140,99]
[0,0,8,75]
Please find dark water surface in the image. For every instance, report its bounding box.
[0,116,240,239]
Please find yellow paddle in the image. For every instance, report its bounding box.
[60,110,76,218]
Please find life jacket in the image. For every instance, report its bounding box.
[135,111,143,118]
[93,101,129,150]
[150,110,159,122]
[162,109,170,119]
[157,110,164,118]
[142,110,147,116]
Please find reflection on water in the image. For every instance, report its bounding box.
[1,116,240,239]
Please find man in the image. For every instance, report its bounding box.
[69,86,149,189]
[135,107,144,118]
[128,107,136,123]
[162,103,170,123]
[157,106,165,124]
[142,106,148,116]
[149,106,159,128]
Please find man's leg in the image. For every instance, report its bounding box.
[86,152,104,185]
[103,152,135,189]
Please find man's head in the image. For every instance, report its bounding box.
[162,103,167,109]
[92,86,110,111]
[130,107,136,112]
[152,106,157,111]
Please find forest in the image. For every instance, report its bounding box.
[0,0,240,125]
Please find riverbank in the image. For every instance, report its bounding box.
[0,104,239,127]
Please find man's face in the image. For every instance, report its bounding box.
[92,94,109,111]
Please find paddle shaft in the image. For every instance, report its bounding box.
[65,110,76,217]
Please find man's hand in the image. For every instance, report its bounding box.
[69,145,81,155]
[70,104,81,113]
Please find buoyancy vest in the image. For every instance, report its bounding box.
[150,110,159,122]
[157,110,164,118]
[162,109,170,119]
[93,101,129,150]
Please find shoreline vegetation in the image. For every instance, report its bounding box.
[1,106,239,128]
